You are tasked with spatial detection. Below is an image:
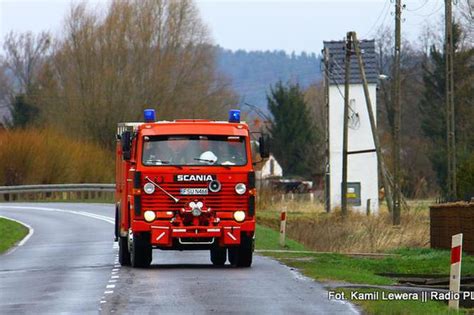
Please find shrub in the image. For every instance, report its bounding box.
[0,128,113,185]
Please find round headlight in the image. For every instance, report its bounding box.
[192,208,202,217]
[235,183,246,195]
[144,210,156,222]
[143,182,155,194]
[233,210,246,222]
[209,180,221,193]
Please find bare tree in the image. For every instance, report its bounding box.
[456,0,474,46]
[0,31,51,125]
[2,31,51,94]
[39,0,236,147]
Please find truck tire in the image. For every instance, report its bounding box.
[228,234,254,267]
[130,233,152,268]
[228,247,237,265]
[210,247,227,266]
[114,205,119,241]
[118,236,131,266]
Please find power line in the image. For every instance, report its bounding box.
[405,0,430,11]
[363,0,392,38]
[408,1,444,17]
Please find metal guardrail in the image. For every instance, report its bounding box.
[0,184,115,194]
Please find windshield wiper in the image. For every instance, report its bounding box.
[193,158,232,169]
[145,160,182,169]
[193,157,216,164]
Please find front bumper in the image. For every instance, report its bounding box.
[132,220,255,247]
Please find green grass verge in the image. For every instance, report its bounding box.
[0,217,29,253]
[254,224,473,314]
[255,224,307,251]
[256,225,474,285]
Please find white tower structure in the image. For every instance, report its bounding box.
[323,40,379,213]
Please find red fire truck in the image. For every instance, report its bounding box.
[115,109,269,268]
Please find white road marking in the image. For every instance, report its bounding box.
[0,215,35,255]
[0,205,124,310]
[0,205,115,225]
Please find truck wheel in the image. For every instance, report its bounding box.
[114,206,119,241]
[228,247,237,265]
[210,247,227,266]
[118,236,131,266]
[130,234,152,268]
[229,234,254,268]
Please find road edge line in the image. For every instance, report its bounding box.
[0,205,114,225]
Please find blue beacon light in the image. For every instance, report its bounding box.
[228,109,241,123]
[144,109,156,122]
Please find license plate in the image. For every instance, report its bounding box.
[180,188,209,195]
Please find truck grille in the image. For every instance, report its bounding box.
[141,182,247,212]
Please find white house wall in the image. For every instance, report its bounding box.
[328,84,379,213]
[260,155,283,178]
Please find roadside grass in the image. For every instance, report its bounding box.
[266,248,474,285]
[254,224,474,314]
[255,224,307,251]
[257,200,430,253]
[0,217,28,253]
[255,224,474,284]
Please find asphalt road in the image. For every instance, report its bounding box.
[0,203,358,314]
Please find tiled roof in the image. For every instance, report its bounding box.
[323,39,378,85]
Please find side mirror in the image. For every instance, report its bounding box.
[121,131,131,161]
[259,135,270,159]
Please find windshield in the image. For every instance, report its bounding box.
[142,135,248,166]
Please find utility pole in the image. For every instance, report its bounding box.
[341,32,352,216]
[392,0,402,224]
[352,32,394,215]
[445,0,457,201]
[323,47,331,213]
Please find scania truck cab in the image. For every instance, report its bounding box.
[115,109,268,268]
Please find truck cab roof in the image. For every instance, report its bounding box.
[117,120,249,137]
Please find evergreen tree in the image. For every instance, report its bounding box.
[10,94,39,128]
[267,81,321,178]
[419,24,474,197]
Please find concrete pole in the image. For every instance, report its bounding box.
[352,32,394,215]
[341,32,352,216]
[445,0,457,201]
[392,0,402,225]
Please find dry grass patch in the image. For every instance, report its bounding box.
[258,199,430,253]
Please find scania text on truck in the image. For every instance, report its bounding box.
[115,109,269,268]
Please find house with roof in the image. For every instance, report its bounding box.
[255,154,283,180]
[323,39,379,213]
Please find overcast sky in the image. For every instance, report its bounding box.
[0,0,448,54]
